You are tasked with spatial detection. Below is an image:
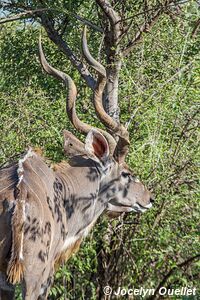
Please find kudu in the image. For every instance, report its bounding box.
[0,27,153,300]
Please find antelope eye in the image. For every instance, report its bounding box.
[121,171,131,178]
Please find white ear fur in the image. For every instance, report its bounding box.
[85,129,109,162]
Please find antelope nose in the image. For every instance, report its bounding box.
[150,197,155,203]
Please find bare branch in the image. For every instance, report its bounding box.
[72,13,103,33]
[126,60,194,127]
[39,13,96,90]
[122,7,163,57]
[121,0,191,23]
[0,6,103,33]
[0,6,99,89]
[96,0,120,25]
[191,18,200,38]
[95,0,123,121]
[0,8,49,24]
[148,254,200,300]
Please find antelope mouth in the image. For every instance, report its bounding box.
[107,201,152,214]
[107,203,135,213]
[132,202,152,213]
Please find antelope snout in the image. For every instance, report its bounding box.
[133,191,155,212]
[142,194,155,210]
[150,197,155,204]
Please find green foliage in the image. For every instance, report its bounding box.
[0,1,199,299]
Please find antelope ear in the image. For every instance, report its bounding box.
[85,129,109,162]
[63,130,86,157]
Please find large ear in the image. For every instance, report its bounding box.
[63,130,86,157]
[85,129,110,162]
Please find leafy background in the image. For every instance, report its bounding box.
[0,1,199,299]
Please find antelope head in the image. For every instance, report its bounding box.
[39,27,154,219]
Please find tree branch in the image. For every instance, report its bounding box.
[191,18,200,38]
[95,0,123,121]
[0,7,103,33]
[73,13,103,33]
[0,6,98,89]
[0,8,49,24]
[96,0,120,26]
[148,254,200,300]
[122,7,163,56]
[38,13,96,90]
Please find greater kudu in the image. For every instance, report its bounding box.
[0,27,153,300]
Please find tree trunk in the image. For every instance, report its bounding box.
[104,59,122,122]
[103,28,122,123]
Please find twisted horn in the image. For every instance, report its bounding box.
[38,36,116,154]
[82,26,130,162]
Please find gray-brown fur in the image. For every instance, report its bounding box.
[0,28,153,299]
[0,141,153,299]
